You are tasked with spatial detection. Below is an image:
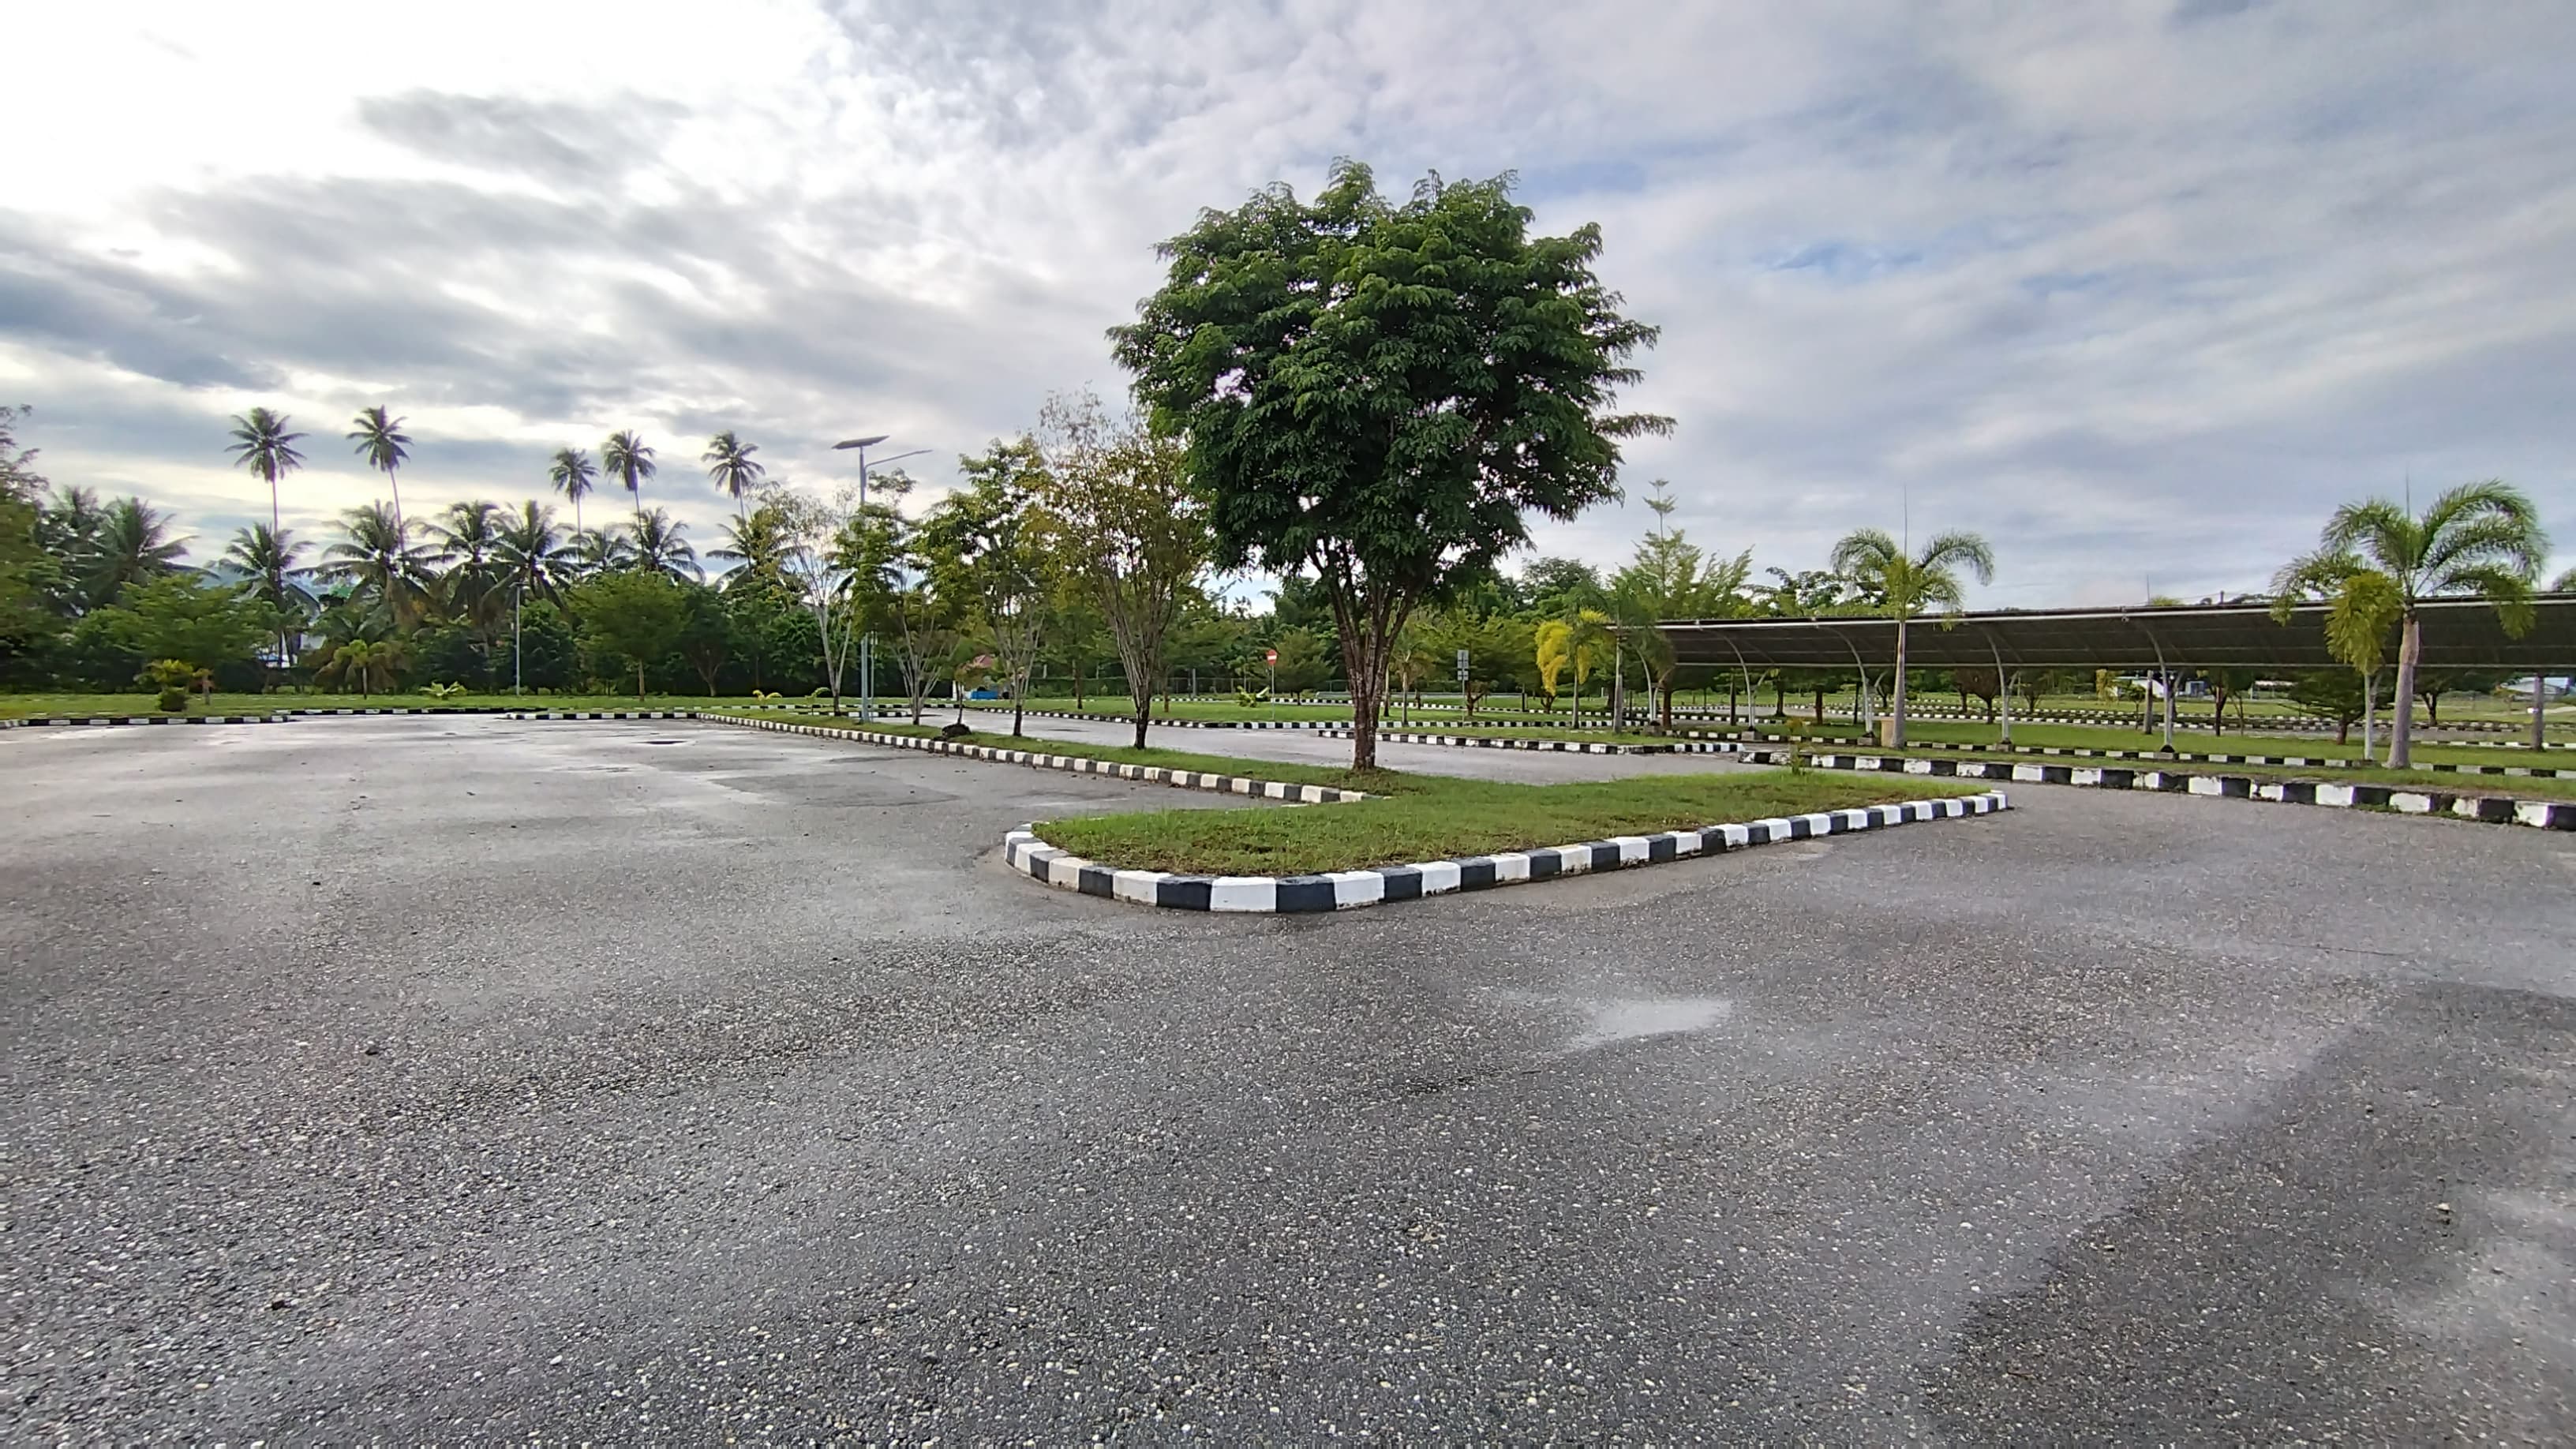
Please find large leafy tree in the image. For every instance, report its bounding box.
[1828,527,1996,747]
[226,407,305,536]
[0,407,59,676]
[548,447,598,534]
[347,406,411,533]
[1112,161,1668,769]
[702,431,764,519]
[2307,481,2548,766]
[572,568,687,699]
[1026,390,1211,747]
[602,430,656,512]
[99,573,269,682]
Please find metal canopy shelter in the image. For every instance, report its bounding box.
[1659,596,2576,674]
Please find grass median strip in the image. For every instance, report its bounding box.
[705,713,1419,794]
[1034,770,1990,877]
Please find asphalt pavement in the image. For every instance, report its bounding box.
[5,713,2571,1442]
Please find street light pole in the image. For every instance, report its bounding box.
[512,584,523,696]
[833,436,934,722]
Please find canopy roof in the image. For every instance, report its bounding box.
[1659,595,2576,673]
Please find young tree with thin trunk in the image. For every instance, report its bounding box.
[925,437,1051,737]
[347,406,411,534]
[1112,161,1665,770]
[1026,391,1210,749]
[2309,481,2546,767]
[1828,527,1996,747]
[226,407,305,537]
[2272,551,2403,761]
[769,481,875,715]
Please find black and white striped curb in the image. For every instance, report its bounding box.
[1312,728,1736,756]
[1002,791,2010,912]
[2,713,290,728]
[1720,732,2575,779]
[680,712,1371,802]
[1739,750,2576,830]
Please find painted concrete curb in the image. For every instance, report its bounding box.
[1002,791,2011,912]
[2,713,290,728]
[675,712,1372,803]
[959,707,1331,731]
[1720,732,2574,779]
[1741,750,2576,831]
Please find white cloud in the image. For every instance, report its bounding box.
[2,0,2571,596]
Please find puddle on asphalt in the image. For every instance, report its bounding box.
[1506,990,1735,1051]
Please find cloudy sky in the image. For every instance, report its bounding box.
[6,0,2573,603]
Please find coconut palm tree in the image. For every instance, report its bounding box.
[2553,566,2575,592]
[702,431,764,518]
[628,507,700,581]
[547,446,598,534]
[1829,526,1996,746]
[710,502,792,594]
[347,406,413,534]
[429,500,509,630]
[322,501,437,627]
[222,523,313,682]
[601,430,655,512]
[225,407,305,535]
[568,523,634,578]
[87,496,189,610]
[495,501,572,605]
[2307,481,2548,766]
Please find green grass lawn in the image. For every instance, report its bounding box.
[1035,769,1992,876]
[713,713,1419,794]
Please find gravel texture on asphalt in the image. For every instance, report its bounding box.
[5,714,2572,1442]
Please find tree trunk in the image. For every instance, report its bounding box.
[635,661,646,702]
[1131,702,1150,751]
[1074,664,1085,710]
[1013,690,1025,738]
[1891,616,1910,746]
[2388,612,2421,768]
[2361,671,2377,761]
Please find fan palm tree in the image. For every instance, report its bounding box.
[225,407,305,535]
[2307,481,2548,766]
[601,430,655,512]
[1829,526,1997,746]
[87,496,190,610]
[322,501,437,627]
[702,431,764,519]
[628,507,701,581]
[2272,550,2403,761]
[222,523,313,682]
[429,500,509,629]
[495,501,572,605]
[547,447,598,534]
[347,406,413,534]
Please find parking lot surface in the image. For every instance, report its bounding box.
[4,715,2570,1440]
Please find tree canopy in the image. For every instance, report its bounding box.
[1111,159,1667,767]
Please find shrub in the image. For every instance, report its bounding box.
[156,687,189,713]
